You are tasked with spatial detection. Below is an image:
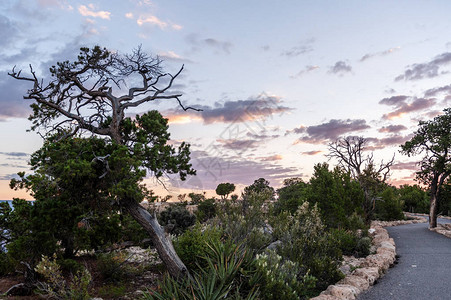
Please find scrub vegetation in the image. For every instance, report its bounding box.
[0,46,449,298]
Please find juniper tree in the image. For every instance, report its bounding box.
[9,46,199,277]
[401,108,451,228]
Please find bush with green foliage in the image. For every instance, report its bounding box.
[215,182,236,200]
[0,199,59,268]
[254,250,316,300]
[157,205,196,235]
[330,229,371,258]
[276,178,308,214]
[437,181,451,216]
[96,251,131,283]
[213,191,272,251]
[272,202,344,293]
[188,192,206,204]
[399,184,429,214]
[307,163,365,229]
[195,197,217,222]
[374,186,405,221]
[35,254,91,300]
[173,224,223,272]
[243,178,275,201]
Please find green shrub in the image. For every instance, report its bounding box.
[57,258,83,274]
[35,254,91,300]
[0,252,15,276]
[331,229,358,256]
[158,205,196,235]
[307,163,365,229]
[195,198,217,222]
[96,252,129,282]
[213,191,272,251]
[374,187,405,221]
[272,202,344,294]
[399,184,429,214]
[275,178,308,214]
[173,224,222,272]
[117,214,149,245]
[255,250,316,300]
[356,237,371,257]
[98,283,127,298]
[330,229,370,258]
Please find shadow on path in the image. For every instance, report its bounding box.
[358,218,451,300]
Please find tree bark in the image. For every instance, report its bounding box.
[429,174,441,228]
[122,200,189,278]
[429,193,438,228]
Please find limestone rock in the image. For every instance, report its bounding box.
[322,284,360,300]
[338,275,370,291]
[352,267,379,286]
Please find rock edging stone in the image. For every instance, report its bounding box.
[311,214,427,300]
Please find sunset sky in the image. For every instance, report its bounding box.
[1,0,450,199]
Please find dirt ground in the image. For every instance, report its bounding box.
[0,248,165,299]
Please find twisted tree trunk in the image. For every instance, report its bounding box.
[123,200,189,278]
[429,193,438,228]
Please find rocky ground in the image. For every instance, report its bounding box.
[0,246,165,299]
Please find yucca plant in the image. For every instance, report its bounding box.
[142,239,260,300]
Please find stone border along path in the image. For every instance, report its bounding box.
[311,214,427,300]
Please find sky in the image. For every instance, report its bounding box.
[1,0,450,200]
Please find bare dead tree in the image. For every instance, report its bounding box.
[327,136,394,182]
[327,136,395,215]
[9,45,201,278]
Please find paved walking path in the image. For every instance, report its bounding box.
[358,218,451,300]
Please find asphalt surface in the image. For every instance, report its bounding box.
[358,217,451,300]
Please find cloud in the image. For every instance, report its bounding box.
[135,15,182,30]
[281,38,315,57]
[379,95,408,106]
[203,94,291,124]
[328,61,352,75]
[0,173,22,180]
[78,4,111,20]
[301,150,322,156]
[165,93,292,125]
[0,163,28,169]
[378,124,407,133]
[245,132,280,140]
[171,24,183,30]
[38,0,73,10]
[158,51,193,63]
[257,154,283,161]
[367,134,413,150]
[391,161,419,171]
[379,95,436,119]
[385,88,396,94]
[125,12,134,19]
[186,34,233,54]
[168,149,299,190]
[360,46,401,62]
[0,15,19,47]
[424,84,451,97]
[395,52,451,81]
[290,119,370,144]
[137,15,165,28]
[216,139,260,151]
[0,152,28,157]
[290,65,320,79]
[0,72,32,121]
